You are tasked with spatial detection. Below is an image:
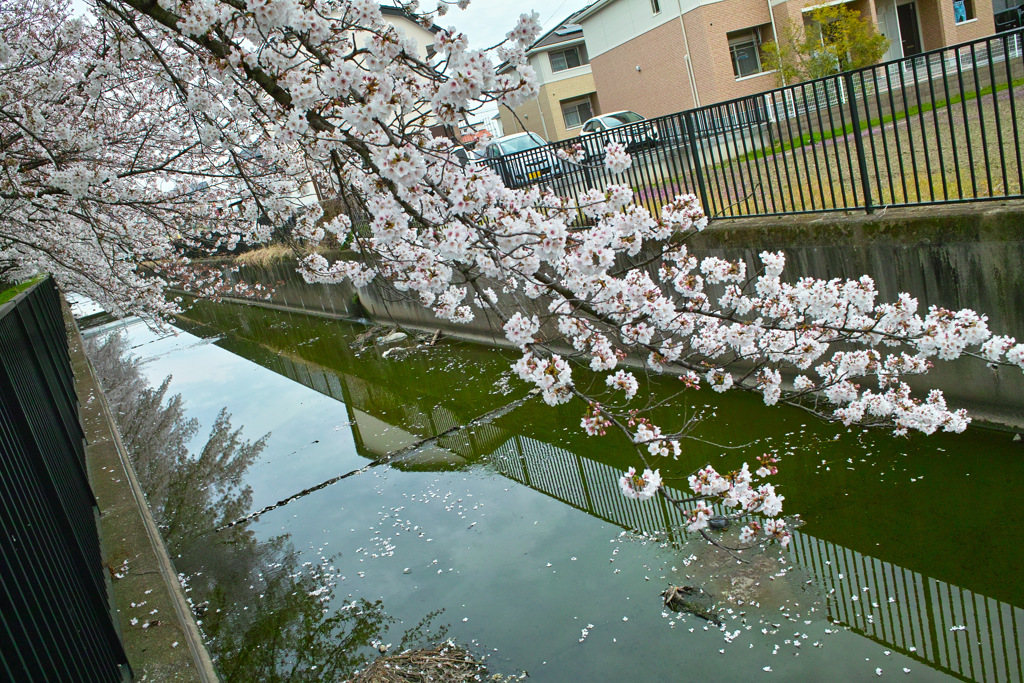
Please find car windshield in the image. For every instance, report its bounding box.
[602,112,644,128]
[499,134,546,154]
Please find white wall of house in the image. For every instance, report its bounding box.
[382,15,436,60]
[341,10,436,61]
[579,0,682,58]
[487,114,504,138]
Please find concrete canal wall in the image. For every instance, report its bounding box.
[67,302,218,682]
[688,203,1024,429]
[205,201,1024,428]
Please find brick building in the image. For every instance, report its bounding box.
[576,0,995,116]
[504,0,997,135]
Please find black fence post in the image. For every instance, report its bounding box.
[844,71,874,214]
[683,111,710,215]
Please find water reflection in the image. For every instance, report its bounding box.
[789,534,1024,683]
[84,331,398,681]
[86,334,265,554]
[171,299,1024,683]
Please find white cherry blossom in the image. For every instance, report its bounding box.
[5,0,1020,551]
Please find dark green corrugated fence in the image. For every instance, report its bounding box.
[0,278,131,682]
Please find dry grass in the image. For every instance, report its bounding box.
[622,85,1023,218]
[233,243,293,267]
[701,87,1023,215]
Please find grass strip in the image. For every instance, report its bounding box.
[741,75,1024,162]
[0,276,44,306]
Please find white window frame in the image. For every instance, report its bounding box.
[561,97,594,130]
[953,0,976,23]
[548,44,589,73]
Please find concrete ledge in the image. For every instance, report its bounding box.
[693,199,1024,248]
[64,302,219,682]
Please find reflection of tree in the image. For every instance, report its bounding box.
[86,333,263,554]
[160,407,266,553]
[85,333,390,681]
[201,557,392,681]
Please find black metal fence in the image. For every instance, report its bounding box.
[483,29,1024,219]
[0,279,130,682]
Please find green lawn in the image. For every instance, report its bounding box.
[0,276,44,306]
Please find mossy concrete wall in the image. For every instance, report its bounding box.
[234,259,364,319]
[685,202,1024,428]
[689,203,1024,335]
[211,202,1024,428]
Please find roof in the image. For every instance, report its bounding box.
[571,0,619,23]
[530,23,583,51]
[380,4,441,34]
[495,2,596,73]
[460,129,490,144]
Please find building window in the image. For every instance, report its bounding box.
[561,96,594,129]
[953,0,975,22]
[651,0,661,14]
[728,26,769,79]
[549,44,590,72]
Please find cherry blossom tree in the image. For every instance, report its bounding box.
[0,0,301,315]
[5,0,1023,547]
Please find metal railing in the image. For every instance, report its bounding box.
[483,29,1024,220]
[0,279,130,682]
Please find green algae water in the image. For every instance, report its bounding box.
[89,298,1024,682]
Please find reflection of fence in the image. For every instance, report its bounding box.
[791,532,1024,683]
[485,30,1024,219]
[274,354,503,452]
[491,435,1024,683]
[492,435,722,533]
[0,279,131,681]
[266,351,1023,683]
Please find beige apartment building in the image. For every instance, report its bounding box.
[577,0,996,115]
[498,18,603,141]
[508,0,996,129]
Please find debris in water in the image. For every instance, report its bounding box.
[350,643,496,682]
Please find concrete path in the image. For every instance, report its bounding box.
[64,303,219,682]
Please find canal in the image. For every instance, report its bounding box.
[82,298,1024,682]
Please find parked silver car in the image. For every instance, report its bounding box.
[482,132,564,188]
[577,110,660,161]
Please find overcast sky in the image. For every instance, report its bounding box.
[440,0,594,126]
[440,0,593,51]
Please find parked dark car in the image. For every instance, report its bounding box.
[482,132,564,188]
[995,4,1024,31]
